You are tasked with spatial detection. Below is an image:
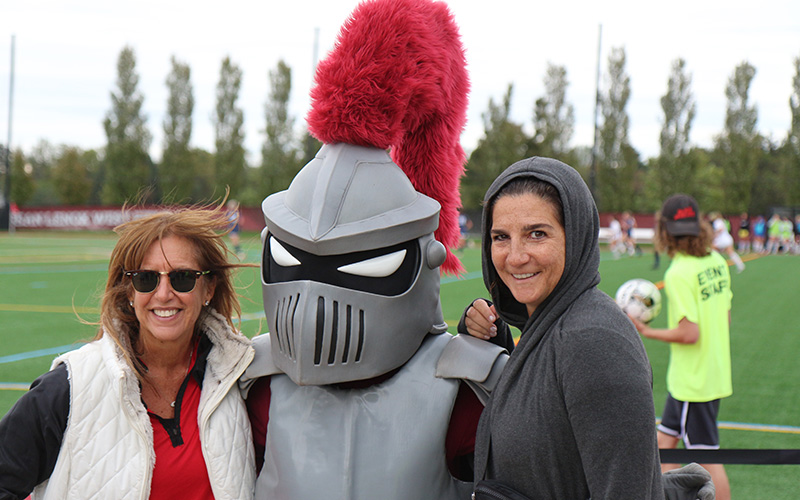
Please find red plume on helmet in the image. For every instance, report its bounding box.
[307,0,469,275]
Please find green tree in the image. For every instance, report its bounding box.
[650,58,697,202]
[596,47,640,212]
[0,144,7,209]
[77,149,102,205]
[750,54,800,215]
[791,56,800,155]
[691,147,725,211]
[785,55,800,206]
[214,56,247,197]
[53,147,92,204]
[299,131,323,168]
[26,140,59,206]
[532,63,575,160]
[462,84,530,210]
[10,150,35,206]
[102,46,154,205]
[188,148,216,201]
[751,55,799,213]
[660,59,696,157]
[160,56,197,203]
[244,129,322,206]
[260,60,301,198]
[749,140,785,215]
[89,149,106,205]
[712,61,759,213]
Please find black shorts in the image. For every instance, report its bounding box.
[658,393,721,449]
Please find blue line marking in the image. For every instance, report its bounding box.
[0,316,271,365]
[441,271,482,284]
[0,383,30,390]
[0,344,83,364]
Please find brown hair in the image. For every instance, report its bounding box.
[654,210,713,257]
[488,177,564,228]
[97,200,253,375]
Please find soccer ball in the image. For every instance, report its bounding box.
[615,278,662,323]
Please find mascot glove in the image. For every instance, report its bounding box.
[662,462,716,500]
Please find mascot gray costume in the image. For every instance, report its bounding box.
[242,0,509,498]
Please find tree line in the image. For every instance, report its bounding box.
[2,46,318,209]
[2,45,799,217]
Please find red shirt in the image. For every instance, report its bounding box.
[147,342,215,500]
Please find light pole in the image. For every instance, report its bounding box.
[2,35,14,232]
[589,25,602,205]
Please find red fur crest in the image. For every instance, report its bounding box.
[308,0,469,275]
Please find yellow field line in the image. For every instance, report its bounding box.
[719,422,800,435]
[0,383,30,391]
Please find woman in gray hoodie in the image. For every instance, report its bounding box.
[462,157,664,499]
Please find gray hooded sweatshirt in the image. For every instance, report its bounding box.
[474,157,664,499]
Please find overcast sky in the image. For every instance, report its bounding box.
[2,0,799,165]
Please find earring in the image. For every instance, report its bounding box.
[129,300,134,307]
[204,300,210,306]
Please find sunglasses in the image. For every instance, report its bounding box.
[124,269,211,294]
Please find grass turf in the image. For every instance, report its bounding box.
[1,232,798,497]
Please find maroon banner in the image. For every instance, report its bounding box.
[10,205,266,232]
[11,207,164,230]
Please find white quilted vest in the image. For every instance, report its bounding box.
[33,310,255,500]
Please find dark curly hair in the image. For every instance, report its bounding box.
[654,211,713,257]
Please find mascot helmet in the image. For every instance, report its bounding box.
[262,143,448,385]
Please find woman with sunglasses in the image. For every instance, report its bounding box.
[0,203,255,499]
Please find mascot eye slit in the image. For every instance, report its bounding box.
[270,238,301,267]
[337,249,407,277]
[270,236,405,277]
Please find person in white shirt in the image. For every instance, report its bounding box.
[710,212,745,273]
[609,216,625,259]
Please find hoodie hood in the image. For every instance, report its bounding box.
[480,157,601,334]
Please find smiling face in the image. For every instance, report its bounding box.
[131,235,215,350]
[490,193,566,317]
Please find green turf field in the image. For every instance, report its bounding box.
[1,231,798,496]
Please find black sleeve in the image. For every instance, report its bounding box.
[456,299,516,353]
[0,364,70,499]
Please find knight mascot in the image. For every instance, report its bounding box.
[241,0,509,498]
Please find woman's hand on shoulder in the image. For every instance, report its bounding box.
[464,299,499,340]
